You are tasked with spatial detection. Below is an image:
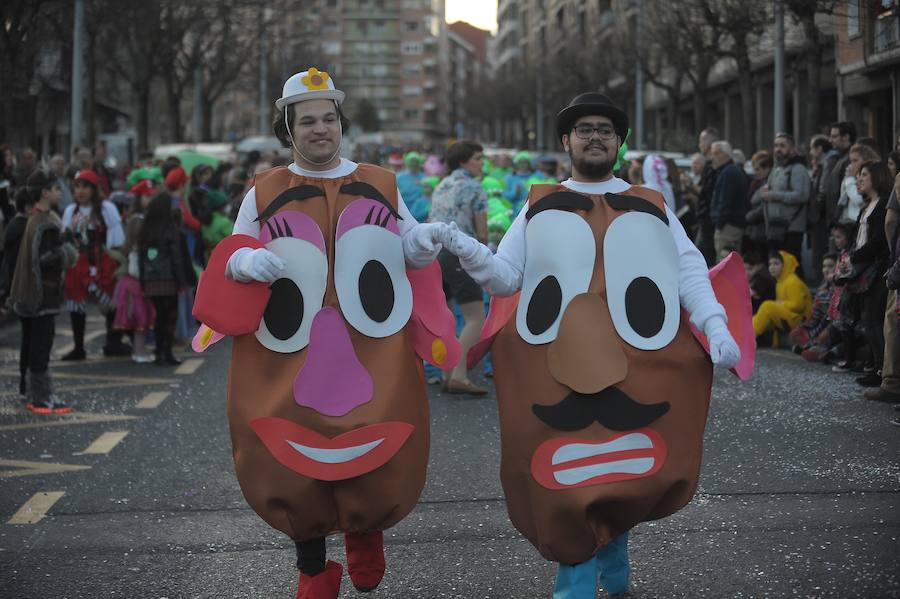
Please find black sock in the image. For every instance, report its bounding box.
[70,312,86,352]
[295,537,326,576]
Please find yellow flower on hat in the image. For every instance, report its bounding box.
[302,68,330,91]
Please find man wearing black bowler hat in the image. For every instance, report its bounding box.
[442,93,745,597]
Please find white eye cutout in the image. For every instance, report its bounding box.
[517,210,596,345]
[603,211,680,350]
[255,237,328,353]
[335,225,412,338]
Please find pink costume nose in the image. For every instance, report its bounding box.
[293,307,374,417]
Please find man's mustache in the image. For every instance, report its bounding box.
[532,387,670,432]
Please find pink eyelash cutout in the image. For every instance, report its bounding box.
[336,198,400,240]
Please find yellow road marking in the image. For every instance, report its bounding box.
[0,460,90,478]
[7,491,65,524]
[81,431,129,455]
[0,370,174,384]
[175,358,203,375]
[136,391,170,409]
[0,412,137,432]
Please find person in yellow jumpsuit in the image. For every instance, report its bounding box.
[752,250,813,341]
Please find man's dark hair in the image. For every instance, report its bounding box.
[25,169,54,204]
[775,131,795,145]
[888,151,900,176]
[273,102,351,149]
[161,157,181,179]
[823,252,839,263]
[14,187,33,212]
[445,140,483,171]
[810,134,832,153]
[829,121,857,144]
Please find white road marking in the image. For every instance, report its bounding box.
[81,431,129,455]
[7,491,65,524]
[174,359,203,375]
[136,391,170,409]
[0,412,137,432]
[0,459,90,478]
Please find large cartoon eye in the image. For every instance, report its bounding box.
[335,224,412,337]
[255,236,328,353]
[603,212,680,350]
[517,210,596,344]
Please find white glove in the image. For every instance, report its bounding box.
[230,247,285,283]
[417,222,449,253]
[705,316,741,368]
[446,222,495,285]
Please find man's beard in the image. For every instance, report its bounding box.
[774,152,787,166]
[571,152,616,179]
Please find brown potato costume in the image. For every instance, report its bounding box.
[475,183,719,566]
[193,165,458,545]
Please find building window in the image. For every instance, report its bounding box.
[327,0,338,6]
[404,64,421,76]
[401,42,423,54]
[578,9,586,35]
[371,64,389,76]
[556,7,565,29]
[322,41,341,55]
[406,20,419,32]
[403,85,422,96]
[848,0,861,37]
[323,20,339,33]
[404,109,419,120]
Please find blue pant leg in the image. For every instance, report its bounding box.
[596,532,630,595]
[423,362,442,380]
[482,291,492,375]
[553,555,599,599]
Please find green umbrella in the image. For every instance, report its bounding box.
[177,150,220,175]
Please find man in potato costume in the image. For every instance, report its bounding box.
[445,93,754,598]
[192,68,458,599]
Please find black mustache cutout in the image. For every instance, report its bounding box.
[532,387,670,432]
[255,185,326,222]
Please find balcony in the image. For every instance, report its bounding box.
[873,11,900,54]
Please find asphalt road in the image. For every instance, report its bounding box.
[0,314,897,598]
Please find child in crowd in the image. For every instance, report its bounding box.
[61,169,127,359]
[752,250,813,346]
[744,251,776,314]
[790,253,837,359]
[113,180,156,363]
[138,193,196,366]
[199,189,233,262]
[8,171,77,413]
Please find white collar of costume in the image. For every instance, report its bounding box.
[561,177,631,195]
[288,158,358,179]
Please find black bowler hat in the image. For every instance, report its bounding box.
[556,92,629,143]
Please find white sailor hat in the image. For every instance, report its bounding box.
[275,67,345,110]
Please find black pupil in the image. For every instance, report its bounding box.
[625,276,665,338]
[359,260,394,323]
[526,275,562,335]
[264,278,303,340]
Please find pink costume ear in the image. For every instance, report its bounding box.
[690,251,756,380]
[192,324,226,353]
[467,293,520,369]
[406,261,461,368]
[192,234,272,336]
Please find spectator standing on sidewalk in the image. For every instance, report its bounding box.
[849,161,891,389]
[48,154,74,213]
[759,133,810,277]
[709,140,749,259]
[822,122,856,228]
[808,135,838,284]
[870,167,900,404]
[8,171,77,413]
[695,127,720,265]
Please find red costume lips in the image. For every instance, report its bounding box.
[251,418,414,481]
[531,428,667,490]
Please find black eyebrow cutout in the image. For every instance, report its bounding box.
[604,193,668,224]
[526,191,594,220]
[340,182,402,220]
[255,185,326,222]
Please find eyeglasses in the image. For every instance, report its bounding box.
[572,124,617,140]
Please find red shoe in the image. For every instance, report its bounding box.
[296,560,342,599]
[26,403,53,414]
[345,531,385,592]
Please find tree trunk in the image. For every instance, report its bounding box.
[135,86,150,153]
[201,96,214,142]
[734,38,756,152]
[693,82,707,132]
[164,76,182,143]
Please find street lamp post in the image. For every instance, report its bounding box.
[774,0,786,135]
[70,0,85,155]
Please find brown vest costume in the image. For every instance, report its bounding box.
[488,184,713,565]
